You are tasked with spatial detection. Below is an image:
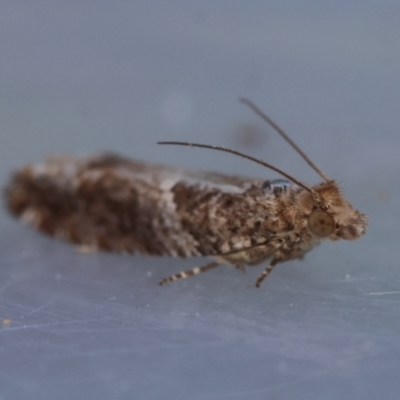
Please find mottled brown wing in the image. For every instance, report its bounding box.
[5,153,279,258]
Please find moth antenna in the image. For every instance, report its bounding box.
[239,98,331,182]
[158,141,314,194]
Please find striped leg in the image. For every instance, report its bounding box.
[255,259,279,287]
[159,261,220,286]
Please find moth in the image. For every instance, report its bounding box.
[4,99,367,287]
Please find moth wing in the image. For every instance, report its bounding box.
[6,153,277,259]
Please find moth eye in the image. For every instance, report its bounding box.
[308,209,335,237]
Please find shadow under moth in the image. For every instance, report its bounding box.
[4,99,367,287]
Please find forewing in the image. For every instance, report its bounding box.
[6,153,278,257]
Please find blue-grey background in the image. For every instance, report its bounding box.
[1,2,399,399]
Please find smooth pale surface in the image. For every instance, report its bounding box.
[1,2,400,399]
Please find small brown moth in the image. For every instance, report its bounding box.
[4,99,367,287]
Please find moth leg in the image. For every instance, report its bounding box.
[159,261,220,286]
[255,258,279,288]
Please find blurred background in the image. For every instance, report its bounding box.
[1,2,399,399]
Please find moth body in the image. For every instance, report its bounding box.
[5,152,367,287]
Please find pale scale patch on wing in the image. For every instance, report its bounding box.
[157,179,204,257]
[28,155,84,183]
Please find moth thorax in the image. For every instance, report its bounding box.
[308,209,335,237]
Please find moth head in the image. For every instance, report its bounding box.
[299,181,368,241]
